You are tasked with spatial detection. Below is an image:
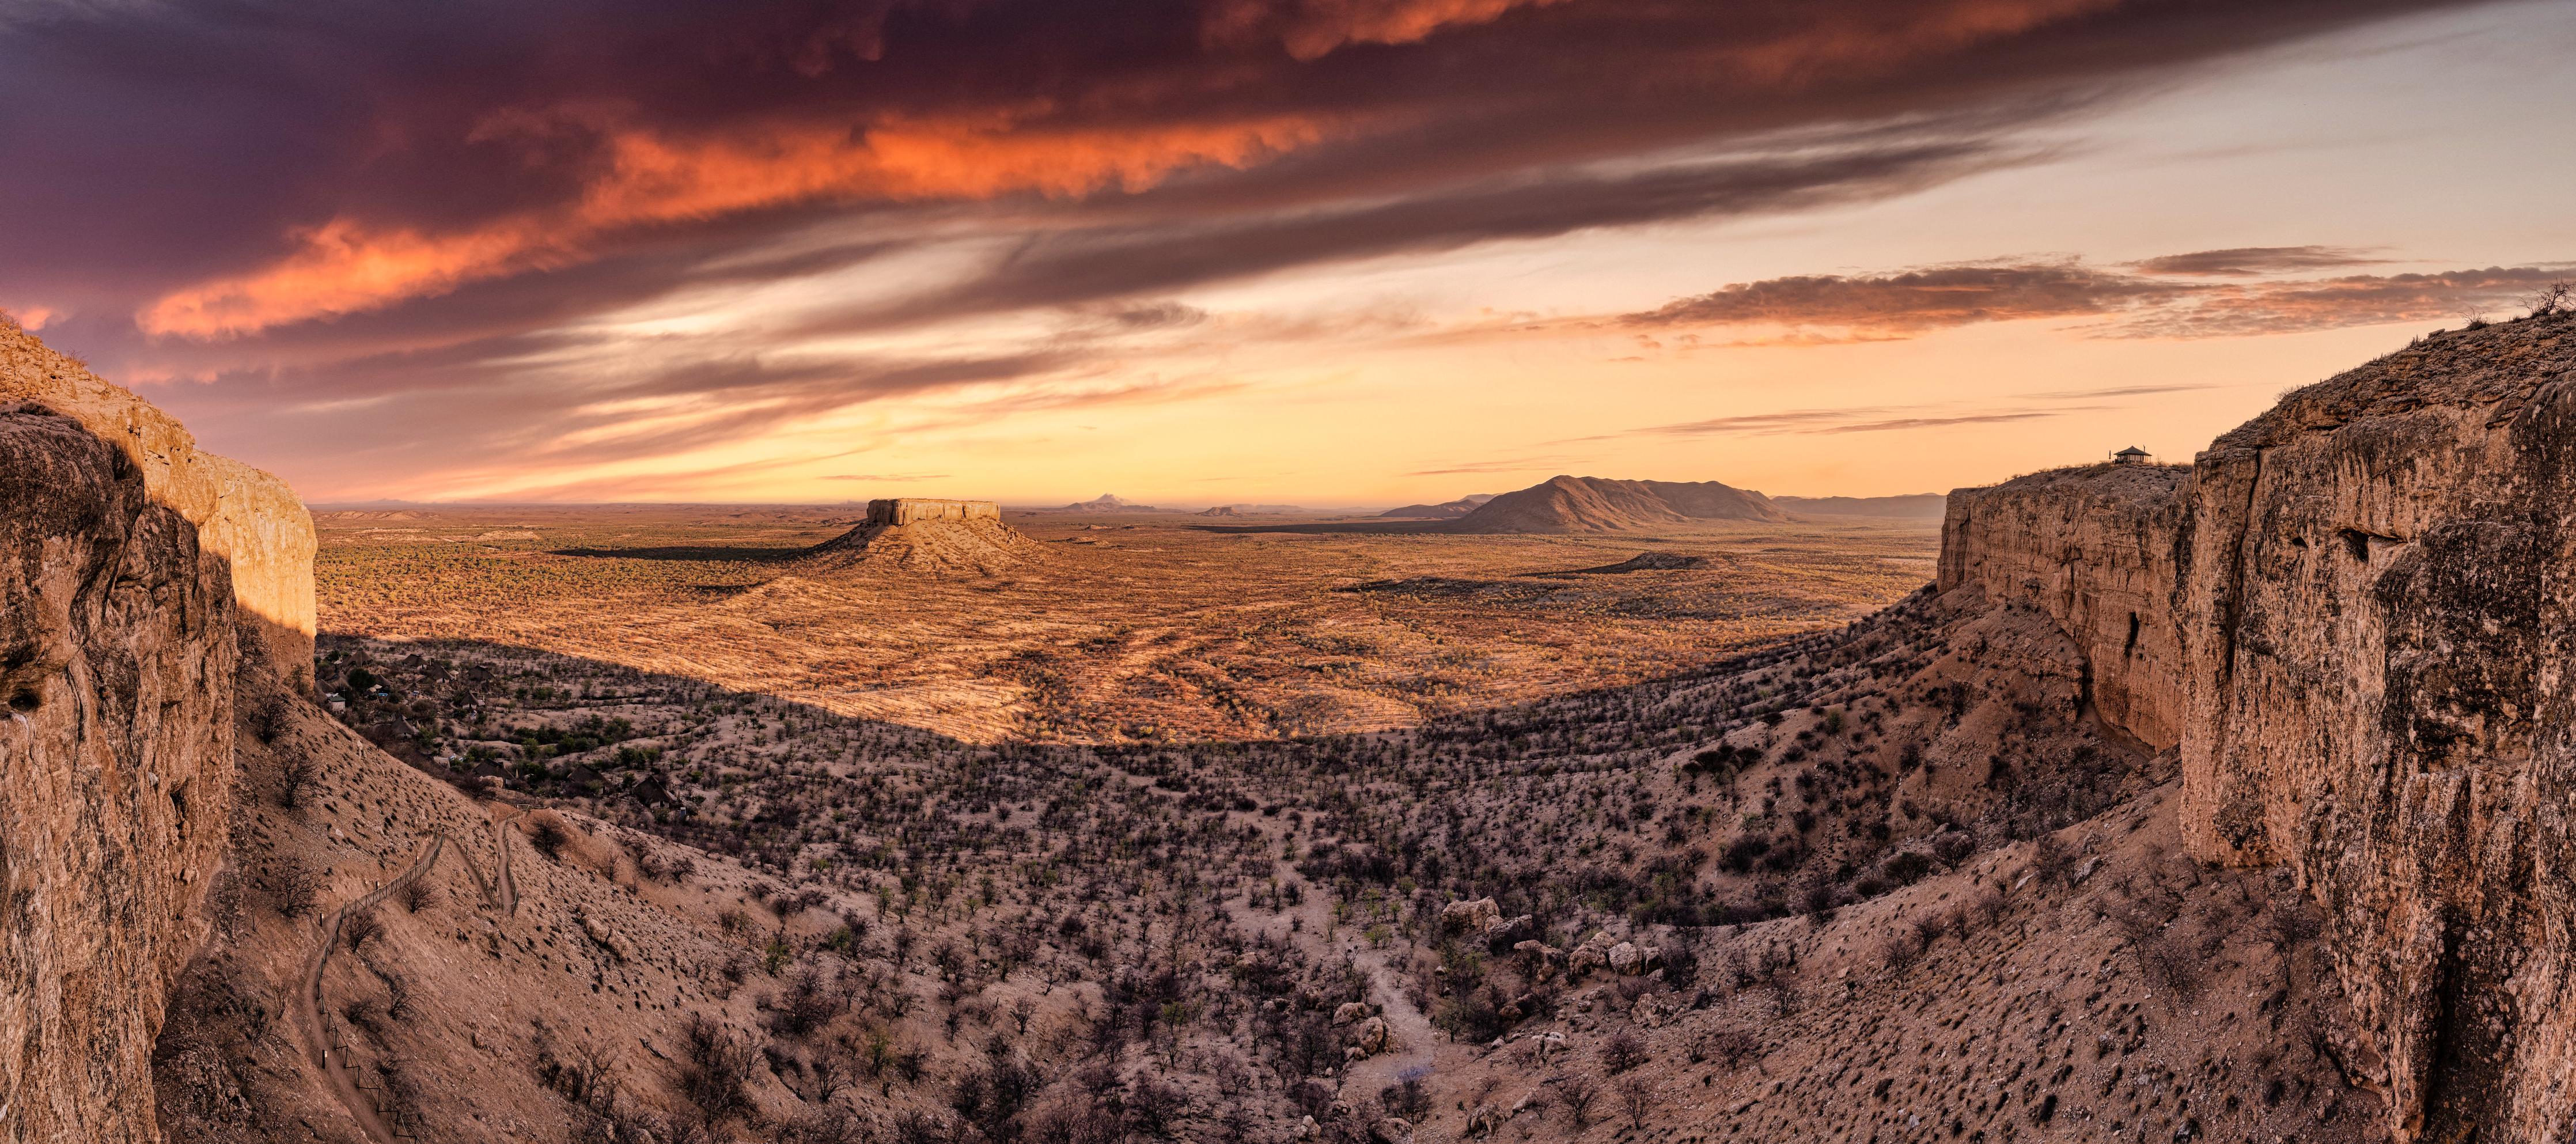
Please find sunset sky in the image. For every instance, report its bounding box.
[2,0,2569,506]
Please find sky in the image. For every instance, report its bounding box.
[1,0,2570,506]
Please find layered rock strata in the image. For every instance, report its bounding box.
[866,497,1001,525]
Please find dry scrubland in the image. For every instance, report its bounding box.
[204,575,2373,1144]
[184,502,2381,1144]
[314,507,1934,743]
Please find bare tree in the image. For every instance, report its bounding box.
[1618,1074,1659,1130]
[278,755,317,809]
[1555,1074,1601,1130]
[2526,279,2573,319]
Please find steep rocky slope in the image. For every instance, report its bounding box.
[1942,309,2576,1141]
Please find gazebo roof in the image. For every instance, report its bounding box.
[2113,445,2151,457]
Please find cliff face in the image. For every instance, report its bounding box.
[0,324,315,683]
[866,497,1001,525]
[1,403,238,1142]
[1937,463,2189,752]
[0,321,315,1143]
[1943,312,2576,1141]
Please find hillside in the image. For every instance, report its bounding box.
[1442,476,1789,533]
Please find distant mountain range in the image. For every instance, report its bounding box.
[1772,494,1948,519]
[1048,494,1158,513]
[1196,503,1309,516]
[1438,475,1787,533]
[1376,493,1495,520]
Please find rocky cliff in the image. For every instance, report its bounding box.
[1937,462,2189,752]
[0,320,316,1143]
[1,402,238,1142]
[1943,310,2576,1141]
[1,322,315,682]
[865,497,1000,525]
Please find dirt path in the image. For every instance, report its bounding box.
[295,808,521,1143]
[1222,844,1441,1098]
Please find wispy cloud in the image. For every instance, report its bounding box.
[2128,245,2387,276]
[1409,453,1592,476]
[1609,259,2575,344]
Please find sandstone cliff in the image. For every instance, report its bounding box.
[863,497,999,526]
[1,402,238,1142]
[1943,310,2576,1141]
[0,321,316,681]
[1937,461,2189,752]
[0,320,317,1143]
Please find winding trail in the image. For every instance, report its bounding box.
[294,806,522,1144]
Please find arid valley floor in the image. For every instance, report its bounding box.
[312,507,1937,743]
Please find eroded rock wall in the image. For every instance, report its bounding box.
[2176,316,2576,1142]
[1,404,238,1143]
[0,322,315,682]
[1937,462,2189,752]
[1942,313,2576,1141]
[866,497,1001,525]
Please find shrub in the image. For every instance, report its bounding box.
[678,1014,758,1123]
[1600,1028,1647,1074]
[529,817,570,861]
[343,906,384,950]
[270,857,319,919]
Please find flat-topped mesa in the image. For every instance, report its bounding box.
[807,497,1040,575]
[1938,311,2576,1143]
[867,498,1001,526]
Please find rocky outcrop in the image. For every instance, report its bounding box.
[1939,312,2576,1141]
[1,403,238,1143]
[866,497,1000,526]
[1,321,315,682]
[1937,462,2188,751]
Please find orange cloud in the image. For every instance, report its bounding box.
[141,113,1328,339]
[1712,0,2123,86]
[1275,0,1573,60]
[1,304,60,330]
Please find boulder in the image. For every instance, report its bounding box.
[1334,1001,1372,1025]
[1634,991,1687,1029]
[1350,1015,1392,1056]
[1568,930,1622,976]
[1607,940,1663,976]
[1441,897,1504,934]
